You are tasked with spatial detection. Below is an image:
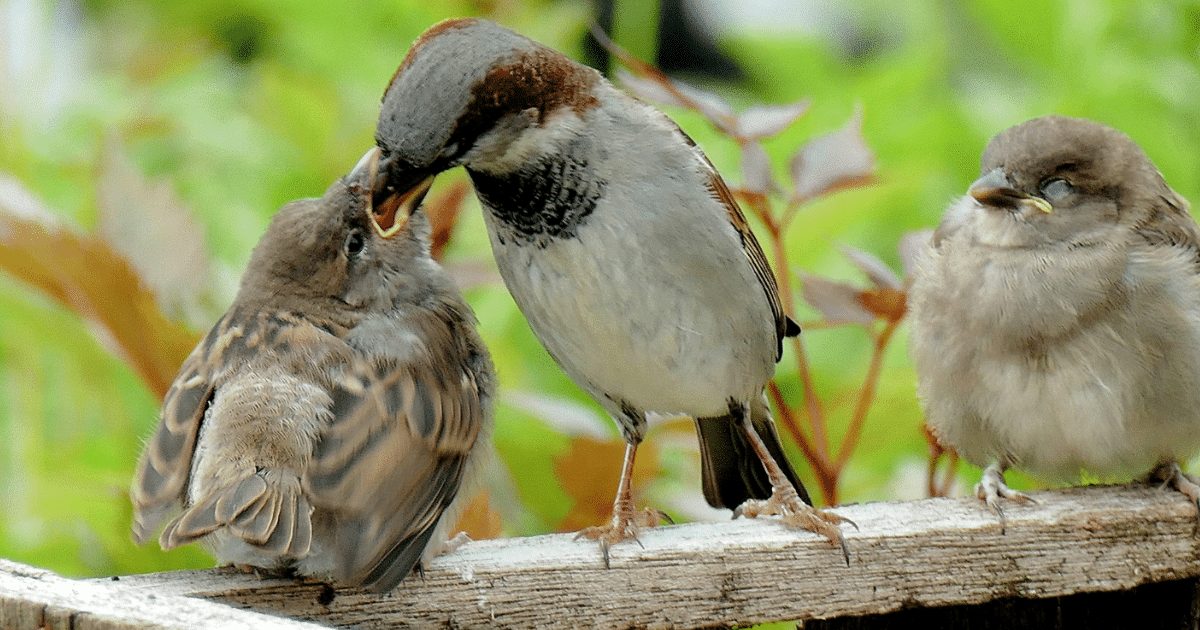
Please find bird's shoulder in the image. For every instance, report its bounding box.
[339,301,491,445]
[1131,188,1200,269]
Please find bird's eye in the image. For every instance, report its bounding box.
[1041,178,1074,200]
[345,230,366,257]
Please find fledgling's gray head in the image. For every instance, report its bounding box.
[373,18,601,200]
[966,115,1185,245]
[237,148,435,315]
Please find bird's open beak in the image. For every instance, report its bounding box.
[969,167,1053,214]
[350,147,435,239]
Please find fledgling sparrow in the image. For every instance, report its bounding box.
[130,147,494,592]
[909,115,1200,525]
[371,17,849,556]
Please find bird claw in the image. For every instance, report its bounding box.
[975,463,1036,533]
[439,531,473,555]
[1148,461,1200,516]
[734,487,853,565]
[575,507,670,567]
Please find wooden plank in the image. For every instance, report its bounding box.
[92,484,1200,628]
[0,560,330,629]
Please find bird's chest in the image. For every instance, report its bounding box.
[466,134,605,248]
[474,189,775,416]
[962,326,1148,475]
[189,366,330,504]
[929,236,1127,343]
[463,114,777,414]
[915,237,1200,477]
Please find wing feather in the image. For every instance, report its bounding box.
[1134,189,1200,268]
[130,314,234,544]
[304,327,487,592]
[696,144,799,358]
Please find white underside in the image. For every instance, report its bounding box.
[469,85,778,425]
[911,198,1200,480]
[483,197,775,422]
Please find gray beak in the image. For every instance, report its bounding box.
[969,167,1052,214]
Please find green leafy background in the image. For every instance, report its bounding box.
[1,0,1197,581]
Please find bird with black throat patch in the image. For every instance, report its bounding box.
[130,147,494,592]
[909,115,1200,528]
[371,17,851,560]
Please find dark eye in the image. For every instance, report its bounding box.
[1041,178,1074,200]
[345,229,366,257]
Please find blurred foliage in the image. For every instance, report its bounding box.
[0,0,1197,583]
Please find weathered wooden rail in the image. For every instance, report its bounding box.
[3,484,1198,628]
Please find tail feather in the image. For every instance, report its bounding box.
[694,398,812,509]
[159,472,313,560]
[358,525,440,593]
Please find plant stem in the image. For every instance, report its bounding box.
[835,319,899,470]
[747,193,837,503]
[768,382,823,475]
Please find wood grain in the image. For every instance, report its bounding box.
[3,484,1198,628]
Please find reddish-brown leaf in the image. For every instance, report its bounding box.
[800,274,875,326]
[858,286,908,323]
[452,490,505,541]
[789,108,875,204]
[0,175,199,399]
[424,179,471,263]
[97,142,212,324]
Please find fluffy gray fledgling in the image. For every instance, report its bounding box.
[131,148,493,592]
[910,115,1200,523]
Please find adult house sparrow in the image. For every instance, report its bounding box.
[130,147,494,592]
[909,115,1200,525]
[372,18,849,556]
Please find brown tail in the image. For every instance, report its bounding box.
[159,473,314,560]
[694,396,812,509]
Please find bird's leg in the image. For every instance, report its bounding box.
[975,459,1036,533]
[1148,460,1200,513]
[732,408,853,563]
[575,441,670,566]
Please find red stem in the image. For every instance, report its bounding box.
[748,193,837,504]
[768,382,826,477]
[835,319,899,470]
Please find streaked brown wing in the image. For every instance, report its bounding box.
[148,312,345,559]
[303,345,485,592]
[701,158,799,357]
[129,315,232,544]
[665,120,797,355]
[1135,188,1200,268]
